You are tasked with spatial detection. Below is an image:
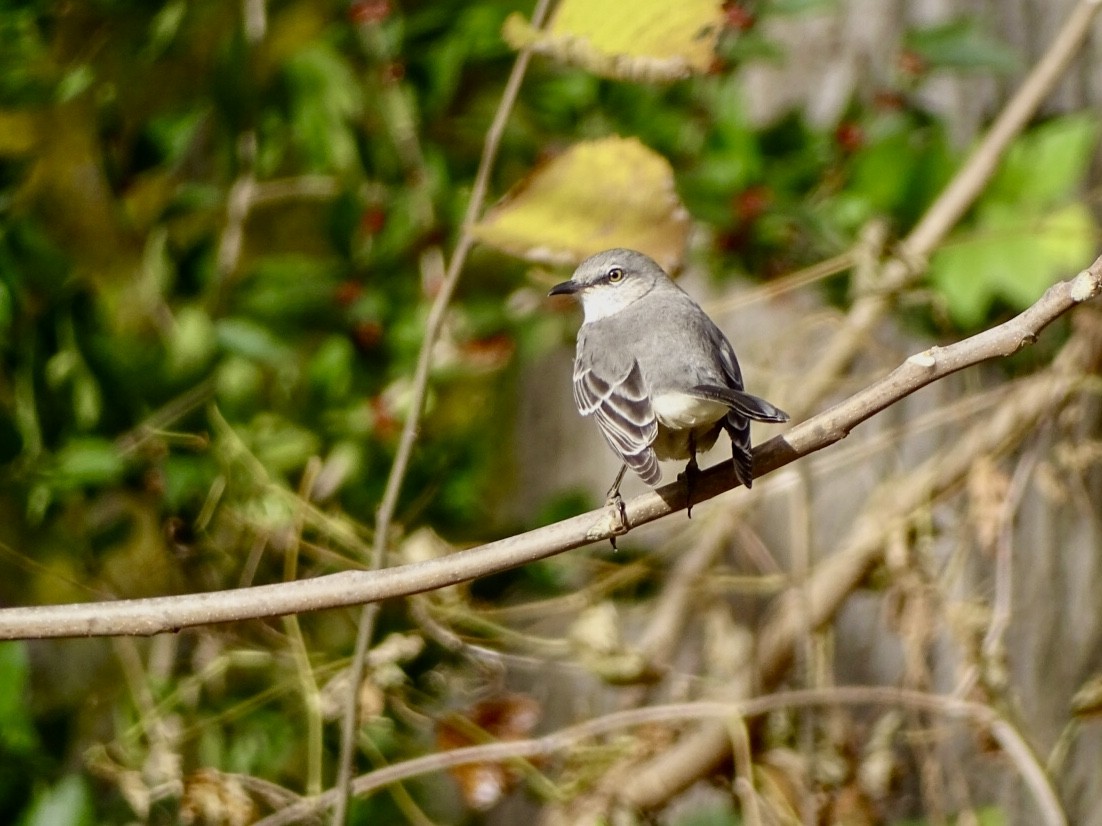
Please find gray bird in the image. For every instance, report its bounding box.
[549,248,788,513]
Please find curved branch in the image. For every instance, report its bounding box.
[0,262,1097,640]
[251,686,1065,826]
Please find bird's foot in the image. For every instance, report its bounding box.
[604,490,627,550]
[585,490,629,550]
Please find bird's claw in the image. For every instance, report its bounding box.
[588,491,628,550]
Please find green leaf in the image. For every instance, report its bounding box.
[848,126,919,215]
[216,318,296,365]
[975,806,1008,826]
[991,202,1095,307]
[929,239,995,327]
[930,114,1099,327]
[47,438,128,492]
[245,413,320,475]
[308,335,355,402]
[147,0,187,58]
[55,65,94,102]
[168,305,218,377]
[930,202,1097,327]
[769,0,839,14]
[18,774,94,826]
[162,454,220,511]
[0,280,15,344]
[988,113,1100,207]
[905,18,1021,74]
[0,642,38,756]
[283,43,363,172]
[234,256,340,324]
[670,800,742,825]
[215,355,266,413]
[146,108,207,166]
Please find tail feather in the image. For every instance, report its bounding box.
[689,384,789,423]
[723,416,754,489]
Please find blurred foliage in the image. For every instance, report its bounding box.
[930,113,1100,326]
[0,0,1093,823]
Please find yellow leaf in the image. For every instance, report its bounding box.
[503,0,724,82]
[471,136,690,271]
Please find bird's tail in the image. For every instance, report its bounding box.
[689,384,789,423]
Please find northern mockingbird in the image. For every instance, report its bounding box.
[550,248,788,517]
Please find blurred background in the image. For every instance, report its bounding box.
[1,0,1101,824]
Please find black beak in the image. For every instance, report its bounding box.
[548,280,580,297]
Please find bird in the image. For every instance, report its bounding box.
[549,248,788,519]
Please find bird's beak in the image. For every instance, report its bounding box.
[548,280,580,297]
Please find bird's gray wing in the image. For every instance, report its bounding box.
[700,321,789,488]
[573,356,661,486]
[707,321,747,392]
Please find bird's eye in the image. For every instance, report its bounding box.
[607,267,624,283]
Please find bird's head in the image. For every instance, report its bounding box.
[548,248,670,323]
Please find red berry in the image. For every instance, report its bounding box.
[360,206,386,236]
[834,122,865,153]
[724,3,755,31]
[352,321,383,349]
[334,281,363,307]
[733,185,771,224]
[381,61,405,84]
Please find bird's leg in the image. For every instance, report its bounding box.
[604,465,628,550]
[684,432,699,518]
[605,464,627,504]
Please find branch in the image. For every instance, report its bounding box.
[250,686,1066,826]
[0,260,1098,640]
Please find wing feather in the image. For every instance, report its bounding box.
[573,357,661,486]
[702,321,788,489]
[723,413,754,489]
[688,384,789,423]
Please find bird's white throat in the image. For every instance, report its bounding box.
[580,288,632,323]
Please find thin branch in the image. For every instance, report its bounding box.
[283,459,323,798]
[365,0,552,571]
[0,263,1097,641]
[728,715,763,826]
[981,445,1044,659]
[332,1,555,820]
[635,507,739,665]
[251,686,1066,826]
